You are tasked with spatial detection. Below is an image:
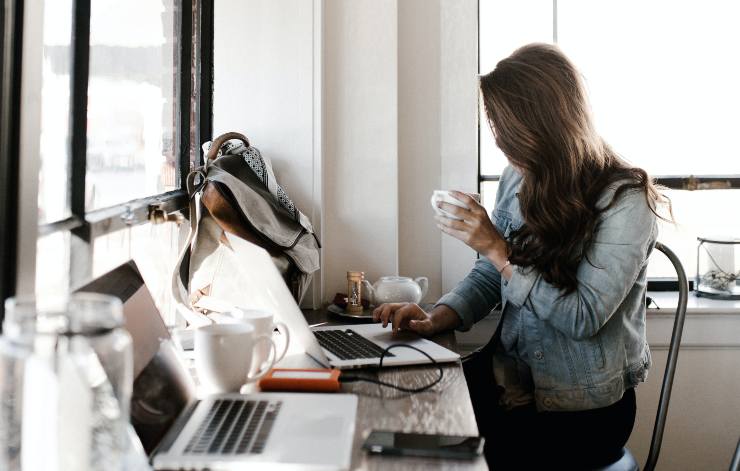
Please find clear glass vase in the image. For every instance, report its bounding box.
[0,293,133,471]
[696,237,740,300]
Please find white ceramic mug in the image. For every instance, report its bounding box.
[431,190,481,220]
[232,308,290,372]
[194,323,277,394]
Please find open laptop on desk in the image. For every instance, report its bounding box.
[197,232,460,369]
[81,261,357,471]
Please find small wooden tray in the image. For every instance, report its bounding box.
[327,303,375,320]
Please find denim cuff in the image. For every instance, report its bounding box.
[505,265,538,308]
[435,291,475,332]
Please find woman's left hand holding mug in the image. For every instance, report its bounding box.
[435,191,511,277]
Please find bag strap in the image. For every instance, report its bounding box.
[205,132,250,162]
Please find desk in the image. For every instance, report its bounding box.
[293,309,489,471]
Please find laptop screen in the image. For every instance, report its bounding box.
[77,261,196,454]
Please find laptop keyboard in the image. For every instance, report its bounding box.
[314,329,395,360]
[184,399,282,455]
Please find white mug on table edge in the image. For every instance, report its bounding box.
[194,323,277,394]
[430,190,481,220]
[232,308,290,371]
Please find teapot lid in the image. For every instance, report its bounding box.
[378,275,412,281]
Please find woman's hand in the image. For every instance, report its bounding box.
[435,191,509,272]
[372,303,461,336]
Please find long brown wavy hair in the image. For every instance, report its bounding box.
[479,43,670,293]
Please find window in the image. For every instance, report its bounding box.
[478,0,740,282]
[30,0,213,324]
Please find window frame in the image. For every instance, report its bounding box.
[34,0,214,290]
[0,0,24,321]
[477,0,740,289]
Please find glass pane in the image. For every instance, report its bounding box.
[648,190,740,279]
[38,0,73,224]
[478,0,553,177]
[480,181,499,214]
[558,0,740,176]
[36,231,71,296]
[86,0,179,210]
[92,222,183,325]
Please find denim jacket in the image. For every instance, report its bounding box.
[437,166,656,411]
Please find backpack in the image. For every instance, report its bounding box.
[172,132,320,325]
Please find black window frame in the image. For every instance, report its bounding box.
[34,0,214,290]
[0,0,24,322]
[1,0,213,326]
[476,0,740,291]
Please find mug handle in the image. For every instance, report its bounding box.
[273,321,291,363]
[246,334,277,382]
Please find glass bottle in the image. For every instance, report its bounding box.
[0,293,133,471]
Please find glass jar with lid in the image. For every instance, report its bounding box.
[695,236,740,300]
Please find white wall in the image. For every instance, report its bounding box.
[213,0,320,306]
[213,0,480,303]
[627,310,740,470]
[322,0,400,300]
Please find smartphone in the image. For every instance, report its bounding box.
[362,430,484,459]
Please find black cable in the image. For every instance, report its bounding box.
[338,344,444,393]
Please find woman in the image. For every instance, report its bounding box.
[373,43,669,469]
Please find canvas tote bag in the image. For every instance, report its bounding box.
[172,132,320,325]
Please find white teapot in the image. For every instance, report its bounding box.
[362,276,429,305]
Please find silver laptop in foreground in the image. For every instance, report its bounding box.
[207,233,460,370]
[81,262,357,471]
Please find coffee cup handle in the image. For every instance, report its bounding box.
[273,321,290,362]
[247,334,277,382]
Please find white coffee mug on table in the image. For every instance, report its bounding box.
[430,190,481,220]
[232,308,290,373]
[194,323,277,394]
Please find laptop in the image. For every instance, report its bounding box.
[195,233,460,369]
[80,261,358,471]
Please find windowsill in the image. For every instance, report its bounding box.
[647,291,740,316]
[646,291,740,349]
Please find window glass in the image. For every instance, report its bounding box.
[86,0,179,211]
[479,1,740,280]
[557,0,740,176]
[478,0,553,177]
[38,0,73,224]
[36,231,71,296]
[92,222,183,325]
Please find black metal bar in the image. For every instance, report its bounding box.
[178,0,193,188]
[69,0,91,237]
[478,174,501,182]
[645,242,688,471]
[655,175,740,191]
[647,278,694,292]
[38,215,86,238]
[198,0,214,161]
[480,173,740,190]
[730,437,740,471]
[85,190,188,238]
[0,0,24,325]
[67,0,93,289]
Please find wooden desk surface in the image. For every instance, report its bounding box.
[296,309,489,471]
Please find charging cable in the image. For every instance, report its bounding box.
[338,344,444,393]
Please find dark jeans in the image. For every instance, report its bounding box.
[463,346,636,470]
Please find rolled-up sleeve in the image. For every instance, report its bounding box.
[436,257,502,331]
[503,189,657,340]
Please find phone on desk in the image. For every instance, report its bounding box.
[363,430,484,459]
